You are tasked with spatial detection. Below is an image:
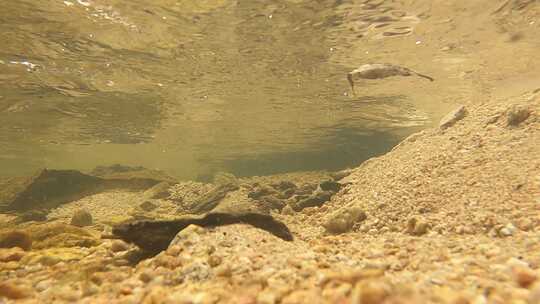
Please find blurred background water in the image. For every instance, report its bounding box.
[0,0,441,180]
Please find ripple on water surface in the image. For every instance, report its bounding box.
[0,0,433,179]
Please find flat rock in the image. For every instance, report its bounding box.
[0,167,174,212]
[439,105,467,129]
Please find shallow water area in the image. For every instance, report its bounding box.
[0,0,450,179]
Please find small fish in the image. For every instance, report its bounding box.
[347,63,434,95]
[112,212,293,259]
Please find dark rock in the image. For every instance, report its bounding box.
[270,181,297,191]
[0,230,32,251]
[293,190,333,211]
[248,185,279,200]
[278,188,296,199]
[295,184,317,196]
[113,212,293,259]
[330,169,353,181]
[139,201,158,212]
[70,209,93,227]
[259,195,286,211]
[319,180,342,193]
[0,168,170,212]
[18,210,48,223]
[0,169,104,212]
[90,164,176,182]
[143,182,172,200]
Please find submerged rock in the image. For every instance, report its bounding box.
[0,230,32,251]
[0,282,33,300]
[330,169,353,181]
[139,201,158,212]
[406,217,430,236]
[110,240,130,252]
[0,167,173,213]
[70,209,93,227]
[187,182,239,214]
[25,223,100,249]
[319,180,342,193]
[0,247,26,262]
[0,169,104,212]
[142,181,173,200]
[439,105,467,130]
[506,104,531,126]
[17,210,48,223]
[90,164,176,182]
[293,190,333,211]
[324,205,367,234]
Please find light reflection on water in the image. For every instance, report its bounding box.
[0,0,433,179]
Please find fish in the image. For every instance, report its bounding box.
[111,212,293,259]
[347,63,434,95]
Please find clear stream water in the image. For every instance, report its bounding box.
[0,0,434,180]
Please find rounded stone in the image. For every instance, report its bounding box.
[70,209,93,227]
[110,240,129,252]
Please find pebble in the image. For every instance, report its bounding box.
[154,254,181,269]
[111,240,130,252]
[440,105,467,129]
[506,104,530,126]
[351,280,390,304]
[529,282,540,303]
[215,263,233,277]
[139,200,158,212]
[70,209,93,227]
[324,205,367,234]
[37,254,61,266]
[35,280,53,292]
[0,230,32,251]
[257,291,277,304]
[208,255,222,267]
[512,266,537,288]
[0,282,33,299]
[499,223,516,237]
[281,205,295,215]
[321,268,385,286]
[0,247,26,262]
[406,217,430,236]
[139,270,156,283]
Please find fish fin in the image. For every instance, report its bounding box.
[416,73,434,81]
[347,73,356,96]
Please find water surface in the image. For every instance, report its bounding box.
[0,0,434,179]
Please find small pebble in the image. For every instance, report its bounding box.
[111,240,130,252]
[70,209,93,227]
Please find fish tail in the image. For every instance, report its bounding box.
[347,73,356,95]
[416,73,434,81]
